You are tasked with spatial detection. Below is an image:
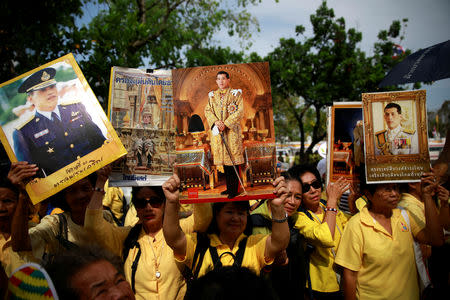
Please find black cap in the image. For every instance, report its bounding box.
[18,68,57,93]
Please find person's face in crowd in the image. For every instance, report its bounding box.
[0,188,17,223]
[134,187,165,231]
[65,178,94,215]
[370,183,400,211]
[216,74,230,90]
[70,259,135,300]
[285,180,302,216]
[384,107,402,130]
[28,85,58,112]
[216,203,247,238]
[300,172,322,210]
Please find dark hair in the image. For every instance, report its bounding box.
[44,244,125,300]
[216,71,230,79]
[52,173,98,212]
[384,102,402,114]
[185,266,278,300]
[0,177,19,196]
[131,186,165,207]
[207,201,253,236]
[283,165,303,184]
[291,164,323,190]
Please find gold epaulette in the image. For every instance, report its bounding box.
[59,99,82,106]
[375,129,387,136]
[402,128,416,135]
[15,114,35,130]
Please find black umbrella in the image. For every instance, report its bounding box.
[379,40,450,87]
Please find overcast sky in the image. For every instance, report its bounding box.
[234,0,450,112]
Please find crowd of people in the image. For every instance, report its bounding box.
[0,140,448,300]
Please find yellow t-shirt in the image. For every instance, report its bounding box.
[294,204,348,292]
[177,233,271,278]
[335,207,423,300]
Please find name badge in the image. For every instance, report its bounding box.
[71,111,80,117]
[34,129,49,139]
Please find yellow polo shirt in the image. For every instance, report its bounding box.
[335,207,423,300]
[294,205,348,292]
[177,233,271,278]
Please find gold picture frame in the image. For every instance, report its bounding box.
[0,54,127,204]
[362,90,430,183]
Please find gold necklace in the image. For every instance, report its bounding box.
[147,236,165,279]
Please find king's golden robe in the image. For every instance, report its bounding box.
[204,88,244,168]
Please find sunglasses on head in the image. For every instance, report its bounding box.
[302,180,321,193]
[134,196,164,209]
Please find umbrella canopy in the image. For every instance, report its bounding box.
[379,40,450,87]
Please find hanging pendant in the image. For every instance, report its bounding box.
[156,271,161,279]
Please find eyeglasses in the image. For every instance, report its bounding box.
[134,196,164,209]
[302,180,322,193]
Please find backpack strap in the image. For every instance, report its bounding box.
[123,224,142,261]
[233,237,248,267]
[123,224,143,294]
[130,244,141,293]
[297,207,316,300]
[250,214,272,229]
[55,214,78,251]
[191,233,210,280]
[209,237,248,269]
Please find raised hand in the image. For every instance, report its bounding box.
[7,161,39,189]
[437,185,449,205]
[326,177,349,206]
[270,176,288,208]
[421,172,438,195]
[163,173,181,204]
[96,164,112,186]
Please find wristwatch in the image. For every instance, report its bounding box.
[272,212,288,223]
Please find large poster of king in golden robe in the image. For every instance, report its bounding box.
[172,62,277,203]
[0,54,127,204]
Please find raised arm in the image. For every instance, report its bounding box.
[324,177,348,237]
[86,164,112,210]
[437,185,450,230]
[265,176,290,259]
[415,172,444,246]
[8,162,38,252]
[163,174,187,257]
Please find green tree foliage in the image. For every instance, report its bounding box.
[80,0,262,105]
[266,1,410,162]
[0,0,85,83]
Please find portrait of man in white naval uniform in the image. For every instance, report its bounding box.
[374,102,418,156]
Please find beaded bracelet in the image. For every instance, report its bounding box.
[325,207,337,213]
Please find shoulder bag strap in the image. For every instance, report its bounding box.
[400,208,431,288]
